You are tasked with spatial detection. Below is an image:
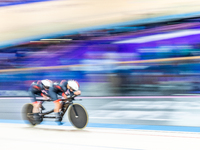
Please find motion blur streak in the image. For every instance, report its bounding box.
[0,55,199,73]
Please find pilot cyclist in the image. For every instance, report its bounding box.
[48,79,81,124]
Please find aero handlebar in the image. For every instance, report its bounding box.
[36,98,82,102]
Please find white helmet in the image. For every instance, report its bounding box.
[68,80,79,91]
[41,79,52,89]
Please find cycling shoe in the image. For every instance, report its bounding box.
[56,121,63,125]
[32,113,42,124]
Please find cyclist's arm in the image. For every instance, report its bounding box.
[62,93,68,99]
[62,90,81,99]
[41,93,50,100]
[29,87,42,102]
[74,90,81,96]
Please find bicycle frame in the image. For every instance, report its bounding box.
[36,98,80,119]
[23,97,88,129]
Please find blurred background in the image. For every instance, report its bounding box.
[1,0,200,96]
[1,0,200,127]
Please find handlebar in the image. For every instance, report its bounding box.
[36,98,82,102]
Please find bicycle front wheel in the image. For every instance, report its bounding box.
[68,103,88,129]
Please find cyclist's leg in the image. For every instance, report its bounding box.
[29,89,42,123]
[54,100,62,112]
[49,87,62,124]
[31,101,42,124]
[29,88,40,112]
[32,101,42,113]
[54,100,62,123]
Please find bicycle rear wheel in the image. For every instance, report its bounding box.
[22,103,36,126]
[68,103,88,129]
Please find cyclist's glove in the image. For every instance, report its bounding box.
[67,94,76,100]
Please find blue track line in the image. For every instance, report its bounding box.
[1,119,200,132]
[0,0,54,7]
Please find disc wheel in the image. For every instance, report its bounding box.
[22,103,36,126]
[68,103,88,129]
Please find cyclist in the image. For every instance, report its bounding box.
[29,79,52,123]
[48,79,81,124]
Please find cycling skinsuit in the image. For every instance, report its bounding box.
[48,80,75,102]
[29,80,50,103]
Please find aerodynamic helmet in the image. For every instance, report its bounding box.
[68,80,79,91]
[41,79,52,89]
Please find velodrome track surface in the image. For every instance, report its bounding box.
[1,96,200,150]
[1,123,200,150]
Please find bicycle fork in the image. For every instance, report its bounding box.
[72,105,79,118]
